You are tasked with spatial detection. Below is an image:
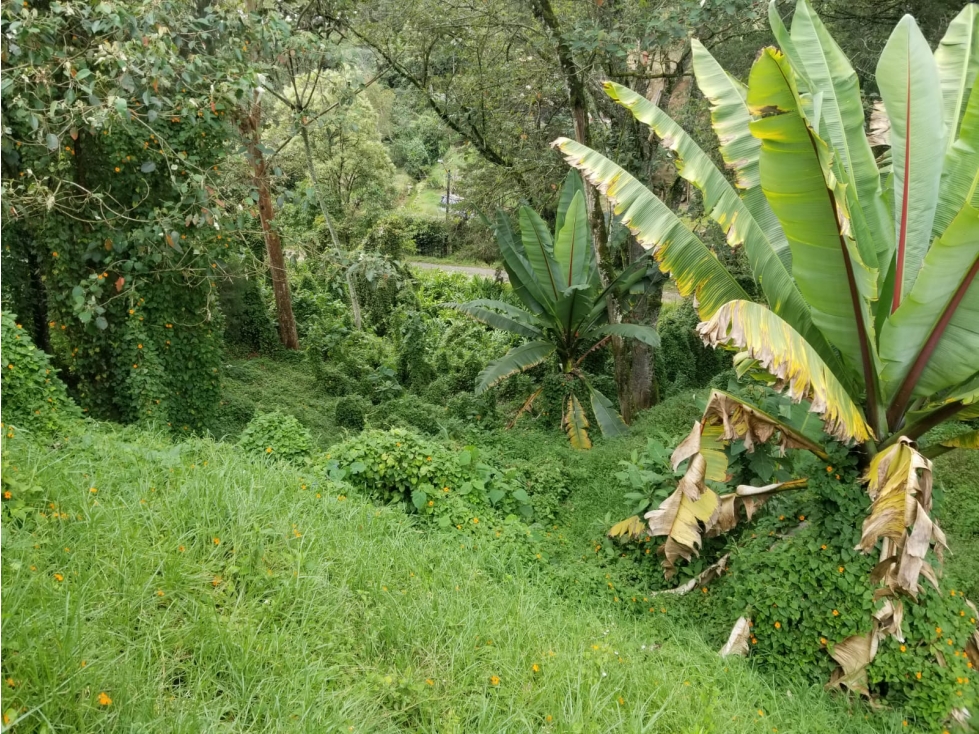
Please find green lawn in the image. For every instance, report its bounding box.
[0,422,910,733]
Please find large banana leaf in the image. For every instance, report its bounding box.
[495,210,548,314]
[909,207,979,399]
[933,84,979,240]
[789,0,894,277]
[747,48,878,389]
[698,300,873,444]
[879,205,979,400]
[877,15,947,310]
[553,190,590,289]
[935,4,979,147]
[552,138,750,319]
[690,38,791,269]
[595,322,661,348]
[603,80,847,381]
[556,169,587,240]
[552,191,595,337]
[476,341,555,394]
[586,384,629,438]
[448,300,543,340]
[519,206,563,302]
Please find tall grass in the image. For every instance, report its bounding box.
[1,425,906,733]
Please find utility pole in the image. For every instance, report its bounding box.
[440,159,452,257]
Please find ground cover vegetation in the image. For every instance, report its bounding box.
[2,0,978,732]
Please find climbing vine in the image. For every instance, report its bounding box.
[1,0,290,430]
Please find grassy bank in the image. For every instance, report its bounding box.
[1,423,910,733]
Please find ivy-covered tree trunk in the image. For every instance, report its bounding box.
[241,100,300,350]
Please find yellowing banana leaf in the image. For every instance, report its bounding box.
[877,15,947,309]
[789,0,894,276]
[644,485,720,579]
[941,429,979,450]
[880,204,979,400]
[747,48,878,387]
[935,3,979,147]
[608,515,648,541]
[670,420,729,482]
[476,341,555,394]
[698,303,872,444]
[603,80,846,382]
[711,479,808,537]
[689,41,793,267]
[827,627,879,697]
[857,437,947,598]
[552,137,750,319]
[564,394,592,450]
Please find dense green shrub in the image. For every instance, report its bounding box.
[315,363,358,397]
[655,300,730,398]
[328,428,534,523]
[368,396,447,435]
[238,411,314,463]
[334,395,368,432]
[713,453,978,729]
[446,391,498,427]
[217,274,278,355]
[210,393,256,438]
[0,310,82,435]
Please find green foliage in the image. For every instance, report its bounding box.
[238,411,314,463]
[656,300,731,398]
[388,97,449,180]
[453,179,662,446]
[334,395,368,432]
[714,451,978,729]
[368,397,448,435]
[217,274,278,356]
[0,311,82,435]
[328,428,534,523]
[0,0,272,432]
[0,423,901,733]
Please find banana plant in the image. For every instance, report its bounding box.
[450,172,661,449]
[554,0,979,610]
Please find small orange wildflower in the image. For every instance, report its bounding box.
[97,692,112,706]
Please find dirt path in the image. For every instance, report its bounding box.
[409,260,681,302]
[409,260,505,280]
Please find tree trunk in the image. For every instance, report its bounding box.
[613,237,664,422]
[242,101,300,350]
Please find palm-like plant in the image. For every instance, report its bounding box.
[554,0,978,600]
[451,172,661,448]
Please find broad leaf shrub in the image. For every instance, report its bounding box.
[327,428,534,525]
[603,429,979,729]
[238,411,314,463]
[711,453,979,730]
[0,311,81,436]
